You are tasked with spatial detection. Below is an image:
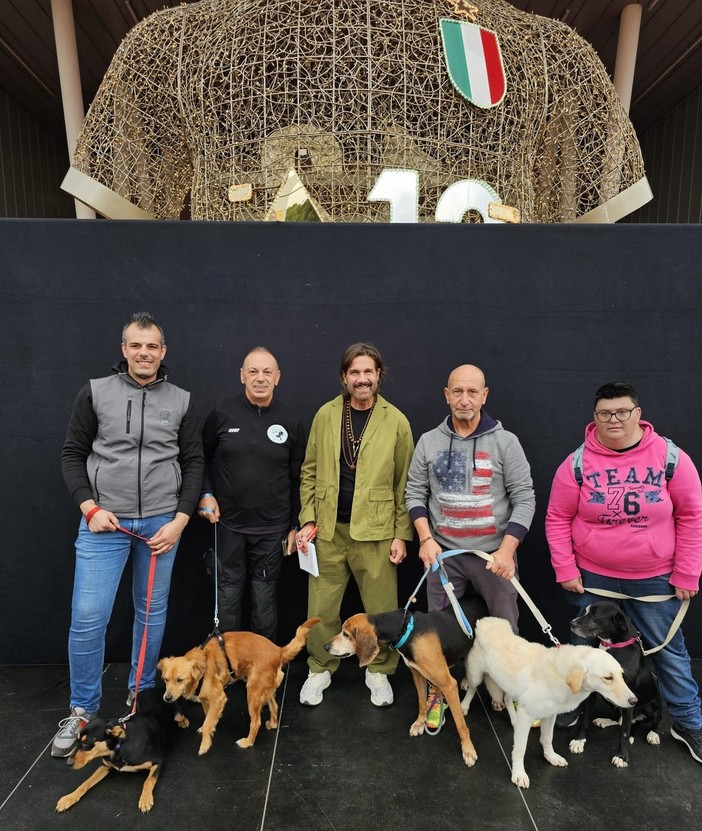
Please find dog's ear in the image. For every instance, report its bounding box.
[354,627,380,667]
[613,611,627,629]
[566,662,588,693]
[190,652,207,681]
[107,724,127,740]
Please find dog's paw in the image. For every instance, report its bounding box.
[646,730,660,745]
[265,718,277,730]
[569,738,586,754]
[409,720,425,737]
[461,744,478,767]
[236,737,254,749]
[176,716,190,729]
[611,754,629,768]
[460,677,469,691]
[511,770,530,789]
[198,738,212,756]
[139,793,154,812]
[491,699,505,712]
[593,717,618,729]
[55,796,75,813]
[544,751,568,768]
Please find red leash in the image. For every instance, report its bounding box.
[117,525,157,719]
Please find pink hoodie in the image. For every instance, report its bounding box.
[546,421,702,591]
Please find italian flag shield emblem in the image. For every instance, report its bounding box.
[439,19,506,108]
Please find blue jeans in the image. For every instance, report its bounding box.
[68,514,178,713]
[566,568,702,730]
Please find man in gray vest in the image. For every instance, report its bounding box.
[52,312,203,758]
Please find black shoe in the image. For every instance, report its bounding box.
[671,723,702,763]
[555,708,581,729]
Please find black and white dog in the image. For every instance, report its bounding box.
[569,600,662,767]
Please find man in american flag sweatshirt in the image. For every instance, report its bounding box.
[405,364,535,632]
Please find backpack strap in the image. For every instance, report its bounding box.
[663,436,679,482]
[572,437,678,486]
[572,441,585,485]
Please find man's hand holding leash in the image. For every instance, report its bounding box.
[197,494,220,523]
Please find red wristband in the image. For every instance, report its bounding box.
[85,506,103,524]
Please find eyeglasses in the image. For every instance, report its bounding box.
[594,406,638,423]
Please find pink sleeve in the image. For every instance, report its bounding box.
[545,456,582,584]
[667,450,702,590]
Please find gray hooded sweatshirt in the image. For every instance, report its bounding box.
[405,411,535,552]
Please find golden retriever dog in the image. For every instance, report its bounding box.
[460,617,638,788]
[158,618,319,755]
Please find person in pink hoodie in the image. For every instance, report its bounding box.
[546,381,702,764]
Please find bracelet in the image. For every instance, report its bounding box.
[85,506,103,523]
[418,536,433,548]
[201,492,214,499]
[199,507,215,514]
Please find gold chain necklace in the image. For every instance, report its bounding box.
[341,398,375,470]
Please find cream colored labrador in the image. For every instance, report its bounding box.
[461,617,638,789]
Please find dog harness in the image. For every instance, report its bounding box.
[199,629,236,682]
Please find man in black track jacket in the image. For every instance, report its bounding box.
[198,347,306,640]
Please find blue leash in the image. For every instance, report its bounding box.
[404,548,476,638]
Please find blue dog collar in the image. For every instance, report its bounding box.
[394,613,415,649]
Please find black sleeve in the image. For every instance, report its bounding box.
[176,400,205,515]
[201,405,220,495]
[61,383,98,508]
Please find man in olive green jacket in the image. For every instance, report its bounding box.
[297,343,414,707]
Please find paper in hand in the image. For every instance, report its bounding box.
[297,540,319,577]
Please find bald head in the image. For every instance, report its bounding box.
[447,364,485,390]
[240,346,280,406]
[444,365,488,436]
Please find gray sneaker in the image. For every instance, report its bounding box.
[126,690,135,707]
[51,707,96,758]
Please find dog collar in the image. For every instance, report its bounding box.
[394,613,414,649]
[599,636,638,649]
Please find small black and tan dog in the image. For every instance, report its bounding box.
[569,600,662,767]
[324,594,488,767]
[55,687,189,814]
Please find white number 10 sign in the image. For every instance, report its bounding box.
[367,168,506,224]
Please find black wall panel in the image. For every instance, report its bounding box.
[1,219,701,663]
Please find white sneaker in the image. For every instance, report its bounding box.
[365,669,393,706]
[299,670,332,706]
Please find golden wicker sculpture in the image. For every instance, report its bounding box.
[63,0,651,222]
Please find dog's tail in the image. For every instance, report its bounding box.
[280,617,321,664]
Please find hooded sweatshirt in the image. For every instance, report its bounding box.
[405,411,535,552]
[546,420,702,591]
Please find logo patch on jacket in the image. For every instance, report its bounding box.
[268,424,288,444]
[159,408,172,425]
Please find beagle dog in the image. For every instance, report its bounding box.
[325,594,488,766]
